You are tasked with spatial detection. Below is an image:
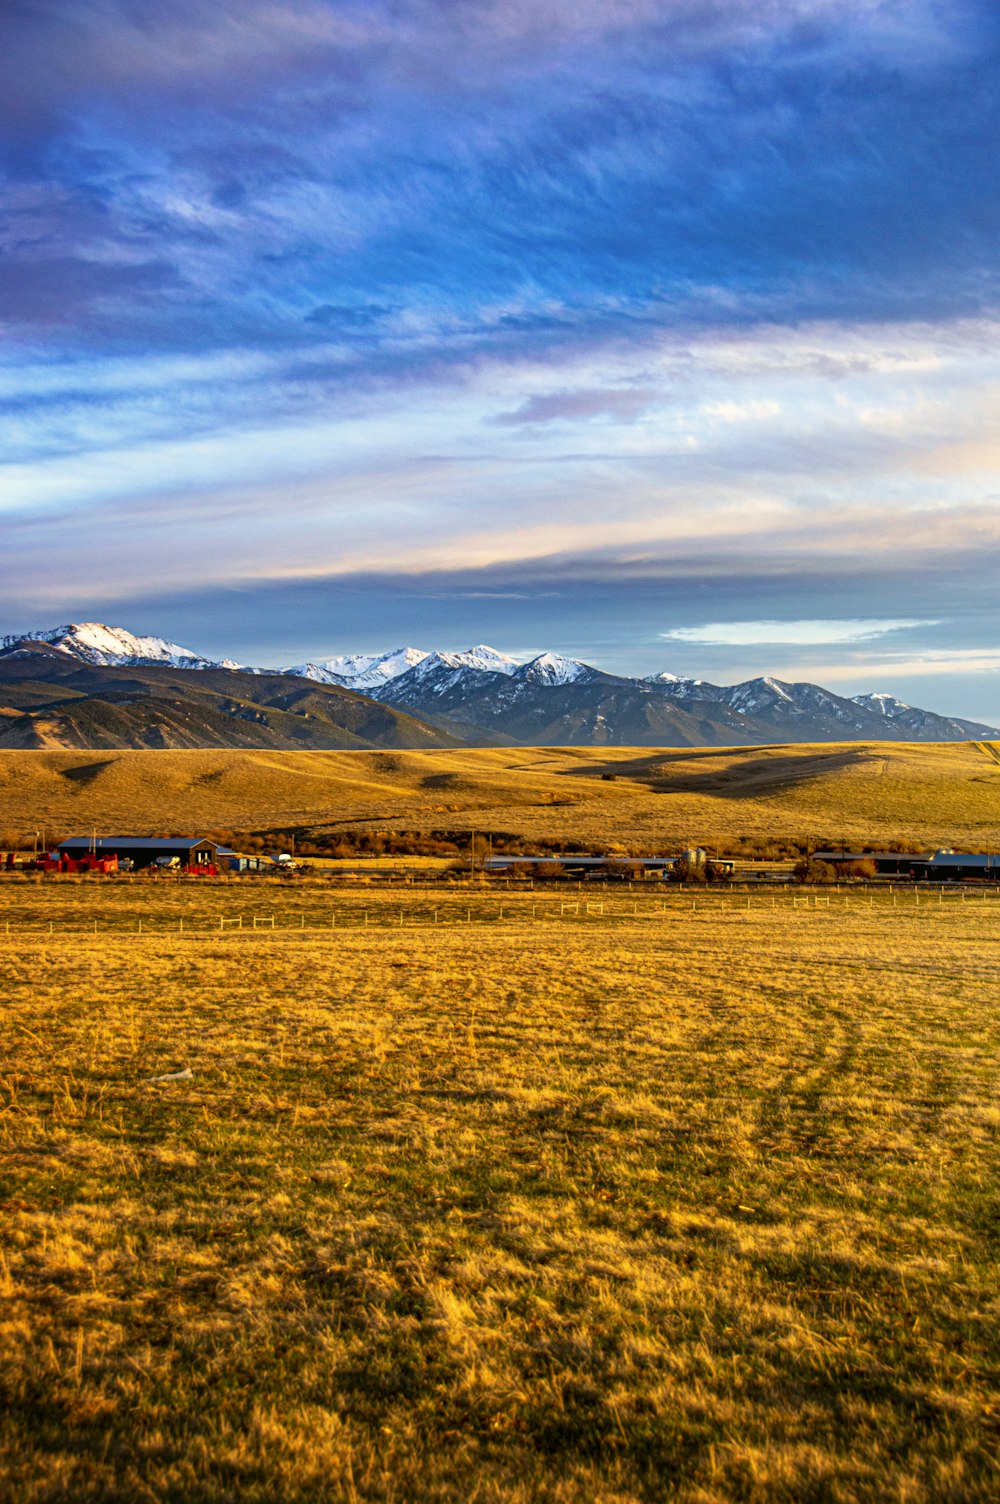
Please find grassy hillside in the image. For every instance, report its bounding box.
[0,655,466,753]
[2,884,999,1500]
[1,740,1000,851]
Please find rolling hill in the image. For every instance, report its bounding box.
[2,740,999,852]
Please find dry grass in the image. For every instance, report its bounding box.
[2,883,1000,1501]
[2,740,1000,852]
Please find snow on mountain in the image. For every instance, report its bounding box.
[437,645,522,675]
[646,673,719,698]
[516,652,589,686]
[721,676,798,713]
[286,646,430,690]
[1,622,241,670]
[279,662,348,685]
[285,644,522,691]
[853,692,911,717]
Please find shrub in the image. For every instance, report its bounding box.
[795,858,838,884]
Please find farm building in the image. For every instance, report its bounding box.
[481,854,737,879]
[911,851,1000,882]
[813,851,931,876]
[56,837,236,874]
[484,854,674,877]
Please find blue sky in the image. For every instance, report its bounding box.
[3,0,1000,716]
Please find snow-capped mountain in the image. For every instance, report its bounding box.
[722,675,797,713]
[1,622,998,747]
[716,676,875,726]
[853,692,910,717]
[0,622,243,671]
[374,659,1000,746]
[518,652,589,687]
[284,646,431,690]
[282,644,524,691]
[849,691,987,740]
[372,649,595,719]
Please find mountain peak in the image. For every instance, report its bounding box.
[302,647,430,689]
[0,621,236,671]
[519,652,588,685]
[448,645,522,674]
[853,691,912,716]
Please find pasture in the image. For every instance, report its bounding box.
[2,738,1000,852]
[2,881,1000,1501]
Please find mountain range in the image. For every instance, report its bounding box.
[0,621,996,750]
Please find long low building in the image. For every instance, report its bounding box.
[483,853,736,878]
[57,836,236,872]
[912,851,1000,881]
[813,851,931,875]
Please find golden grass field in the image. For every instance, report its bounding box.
[3,879,1000,1501]
[2,739,1000,851]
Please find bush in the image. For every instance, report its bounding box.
[795,859,838,884]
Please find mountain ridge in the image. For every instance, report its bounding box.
[0,623,997,748]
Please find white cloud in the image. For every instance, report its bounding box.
[662,618,939,646]
[783,649,1000,682]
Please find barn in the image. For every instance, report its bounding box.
[911,851,1000,882]
[56,837,236,873]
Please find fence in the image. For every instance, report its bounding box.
[2,884,999,939]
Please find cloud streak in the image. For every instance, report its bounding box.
[662,619,940,647]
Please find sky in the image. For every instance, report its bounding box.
[3,0,1000,717]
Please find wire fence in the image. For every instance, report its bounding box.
[2,884,999,938]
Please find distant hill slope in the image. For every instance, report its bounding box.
[1,741,998,852]
[0,644,466,752]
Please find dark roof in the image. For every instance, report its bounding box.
[813,851,929,862]
[485,854,676,867]
[58,836,220,853]
[923,852,999,868]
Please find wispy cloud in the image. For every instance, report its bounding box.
[662,619,940,647]
[489,387,656,426]
[775,650,1000,682]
